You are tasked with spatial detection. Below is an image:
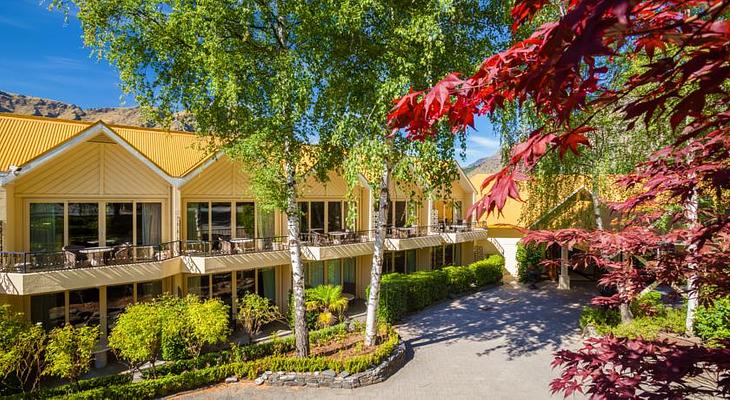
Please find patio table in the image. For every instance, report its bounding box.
[79,247,113,267]
[230,238,254,253]
[327,231,350,244]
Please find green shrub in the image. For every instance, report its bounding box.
[695,297,730,347]
[237,293,283,341]
[579,306,621,330]
[288,290,319,330]
[404,271,448,311]
[44,325,100,387]
[0,374,133,400]
[377,274,409,324]
[442,266,475,293]
[469,255,504,287]
[631,291,666,317]
[0,305,46,394]
[516,243,543,283]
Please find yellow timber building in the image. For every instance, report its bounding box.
[0,113,491,357]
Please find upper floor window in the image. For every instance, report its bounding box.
[298,201,349,233]
[186,201,271,241]
[386,201,410,228]
[29,201,162,252]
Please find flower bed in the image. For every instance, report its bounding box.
[32,325,402,399]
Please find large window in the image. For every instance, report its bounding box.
[137,280,162,303]
[186,202,209,241]
[188,275,210,299]
[387,201,408,227]
[31,292,65,330]
[106,203,133,246]
[343,258,356,294]
[327,202,343,232]
[137,203,162,245]
[236,202,255,238]
[212,272,233,318]
[68,203,99,247]
[69,288,100,327]
[107,284,134,332]
[257,268,276,303]
[432,246,444,269]
[307,261,325,287]
[406,249,417,274]
[444,244,454,265]
[210,202,231,241]
[299,201,348,233]
[29,203,64,252]
[326,260,341,286]
[236,270,255,299]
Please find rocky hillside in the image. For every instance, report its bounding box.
[0,90,192,131]
[463,152,502,177]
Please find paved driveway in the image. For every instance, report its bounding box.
[173,281,594,400]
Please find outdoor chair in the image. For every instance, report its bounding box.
[112,244,131,264]
[62,245,87,268]
[220,240,232,255]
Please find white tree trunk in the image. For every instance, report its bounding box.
[364,164,390,346]
[285,161,309,357]
[685,188,699,336]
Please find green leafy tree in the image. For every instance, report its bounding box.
[305,285,348,328]
[313,1,507,345]
[178,296,230,358]
[0,305,46,394]
[237,293,282,342]
[44,324,99,388]
[108,302,162,375]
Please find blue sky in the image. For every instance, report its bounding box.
[0,0,500,166]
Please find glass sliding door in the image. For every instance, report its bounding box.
[107,284,134,332]
[310,202,325,231]
[308,261,324,287]
[257,267,276,303]
[188,275,210,299]
[106,203,133,246]
[342,258,356,294]
[136,203,162,245]
[69,288,100,327]
[137,280,162,303]
[257,208,275,250]
[235,202,255,238]
[298,202,309,233]
[327,201,342,232]
[394,201,407,227]
[433,246,444,269]
[29,203,64,252]
[406,249,417,274]
[236,270,255,299]
[186,202,209,241]
[326,260,341,286]
[212,273,233,317]
[210,202,231,242]
[31,292,65,330]
[453,201,463,223]
[394,251,406,274]
[68,203,99,247]
[444,244,454,265]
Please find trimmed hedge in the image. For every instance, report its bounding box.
[1,374,133,400]
[376,256,504,324]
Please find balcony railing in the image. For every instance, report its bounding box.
[300,230,374,247]
[432,221,486,233]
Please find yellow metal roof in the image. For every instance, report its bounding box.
[0,113,211,177]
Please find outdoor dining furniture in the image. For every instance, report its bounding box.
[327,231,350,244]
[133,245,156,261]
[230,238,254,253]
[79,246,113,267]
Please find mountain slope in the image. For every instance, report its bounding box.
[0,90,192,130]
[463,152,502,177]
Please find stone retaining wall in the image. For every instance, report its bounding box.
[255,341,407,389]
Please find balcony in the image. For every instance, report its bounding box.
[300,230,374,261]
[384,226,443,251]
[436,222,489,243]
[179,237,291,273]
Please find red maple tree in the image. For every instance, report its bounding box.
[388,0,730,398]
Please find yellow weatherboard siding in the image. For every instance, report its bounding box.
[0,113,210,177]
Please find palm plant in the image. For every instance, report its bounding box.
[305,285,349,328]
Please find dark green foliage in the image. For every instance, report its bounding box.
[287,290,319,331]
[0,374,133,400]
[376,257,505,324]
[516,243,544,283]
[579,292,686,339]
[377,274,410,324]
[695,297,730,347]
[442,266,476,293]
[160,332,188,362]
[469,255,505,287]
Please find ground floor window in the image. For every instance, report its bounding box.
[68,288,100,327]
[432,246,444,269]
[212,272,233,315]
[305,258,356,293]
[188,275,211,299]
[383,250,417,274]
[30,292,65,330]
[137,280,163,303]
[107,283,134,332]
